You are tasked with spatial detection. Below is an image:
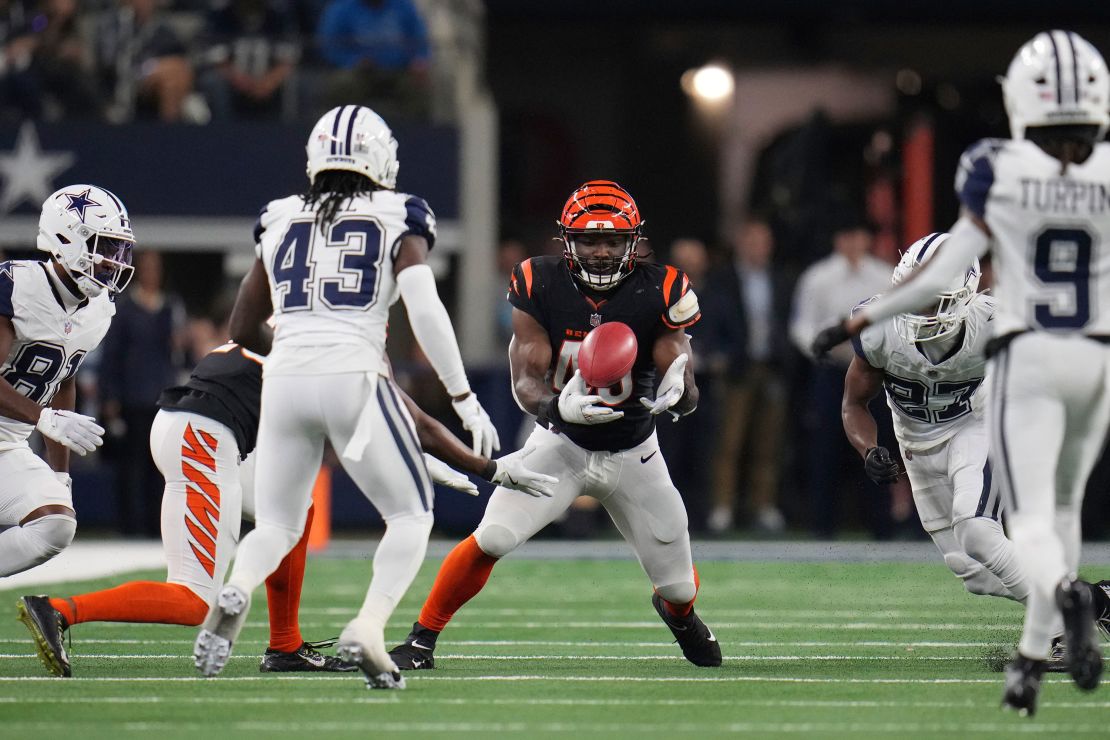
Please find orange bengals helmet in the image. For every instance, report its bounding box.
[558,180,643,290]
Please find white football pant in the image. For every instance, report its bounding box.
[902,421,1028,602]
[225,372,434,624]
[475,424,696,605]
[990,334,1110,659]
[0,445,75,576]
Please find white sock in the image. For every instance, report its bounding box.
[0,515,76,577]
[225,523,302,595]
[954,517,1029,602]
[357,512,434,623]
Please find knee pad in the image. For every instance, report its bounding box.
[23,514,76,558]
[953,517,1005,566]
[942,551,1004,596]
[655,581,697,606]
[475,524,520,559]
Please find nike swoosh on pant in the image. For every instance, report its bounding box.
[640,451,657,463]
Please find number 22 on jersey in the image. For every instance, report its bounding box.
[271,217,386,311]
[554,339,632,405]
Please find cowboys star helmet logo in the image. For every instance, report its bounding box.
[63,188,101,223]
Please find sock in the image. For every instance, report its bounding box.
[417,534,498,633]
[50,582,208,626]
[265,505,314,653]
[661,567,701,618]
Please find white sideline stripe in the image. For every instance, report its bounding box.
[0,653,1000,661]
[293,607,1013,619]
[0,674,1080,684]
[0,638,1009,648]
[3,696,1110,710]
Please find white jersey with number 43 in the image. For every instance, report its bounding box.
[957,138,1110,337]
[855,293,995,453]
[253,190,436,376]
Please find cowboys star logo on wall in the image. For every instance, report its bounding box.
[0,122,76,214]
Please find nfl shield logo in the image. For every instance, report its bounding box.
[590,313,601,327]
[63,320,72,335]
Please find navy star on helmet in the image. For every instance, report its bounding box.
[891,232,980,344]
[63,188,101,223]
[37,184,135,298]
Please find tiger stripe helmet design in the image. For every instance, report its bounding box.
[558,180,643,290]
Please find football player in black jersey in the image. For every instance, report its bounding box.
[389,180,721,670]
[17,341,554,678]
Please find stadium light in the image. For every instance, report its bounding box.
[682,63,734,103]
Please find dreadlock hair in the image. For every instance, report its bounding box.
[1025,124,1101,175]
[303,170,382,229]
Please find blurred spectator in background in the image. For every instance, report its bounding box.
[95,0,196,123]
[495,238,526,349]
[656,237,714,533]
[0,0,101,120]
[703,220,790,534]
[790,217,892,539]
[316,0,430,118]
[100,252,187,536]
[198,0,299,120]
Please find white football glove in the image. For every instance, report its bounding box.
[451,393,500,458]
[639,353,689,420]
[423,454,479,496]
[490,443,559,498]
[558,370,624,425]
[37,408,105,456]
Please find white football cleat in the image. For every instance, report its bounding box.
[193,585,251,677]
[337,617,405,690]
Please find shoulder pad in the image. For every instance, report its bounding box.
[954,138,1005,219]
[402,196,437,249]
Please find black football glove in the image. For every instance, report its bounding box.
[864,446,901,484]
[811,320,851,359]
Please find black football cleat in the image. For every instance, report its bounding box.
[259,641,357,673]
[652,592,722,667]
[1001,653,1047,717]
[1056,578,1103,691]
[16,595,70,678]
[1045,635,1068,673]
[387,622,438,670]
[1091,580,1110,640]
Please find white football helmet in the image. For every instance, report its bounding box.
[36,184,135,298]
[306,105,399,189]
[891,232,980,344]
[1001,30,1110,140]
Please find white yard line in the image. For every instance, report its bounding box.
[0,674,1079,684]
[0,638,1012,648]
[0,652,1002,661]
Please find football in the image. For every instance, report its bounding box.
[577,321,638,388]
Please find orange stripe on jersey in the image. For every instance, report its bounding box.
[521,258,534,298]
[662,265,679,304]
[680,274,689,295]
[181,424,216,472]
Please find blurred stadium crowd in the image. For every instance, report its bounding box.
[2,1,1109,544]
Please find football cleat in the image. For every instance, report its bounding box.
[1045,635,1068,673]
[652,592,722,667]
[16,596,70,677]
[388,622,439,670]
[259,642,357,673]
[1001,653,1047,717]
[337,617,405,689]
[1056,578,1103,691]
[1092,580,1110,640]
[193,585,250,677]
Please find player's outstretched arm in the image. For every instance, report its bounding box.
[640,328,698,420]
[508,307,554,417]
[228,259,274,355]
[395,235,499,457]
[842,356,900,484]
[397,385,558,498]
[814,215,991,358]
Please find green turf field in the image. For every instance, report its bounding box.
[1,557,1108,738]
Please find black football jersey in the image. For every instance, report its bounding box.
[508,256,701,452]
[157,343,263,458]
